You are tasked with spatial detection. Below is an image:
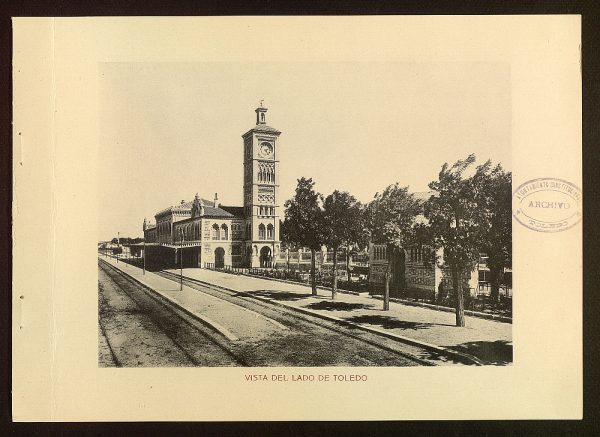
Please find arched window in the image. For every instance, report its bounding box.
[258,224,266,240]
[267,224,274,240]
[212,224,220,240]
[221,224,228,240]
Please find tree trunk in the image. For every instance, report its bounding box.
[383,259,391,311]
[453,267,465,327]
[310,248,317,296]
[332,246,338,300]
[346,244,351,286]
[489,266,501,303]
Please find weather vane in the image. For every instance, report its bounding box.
[260,99,264,107]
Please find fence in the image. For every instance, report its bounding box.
[203,261,370,292]
[476,282,513,298]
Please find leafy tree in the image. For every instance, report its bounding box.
[471,161,512,303]
[424,154,481,327]
[366,183,422,310]
[321,190,363,299]
[283,177,325,296]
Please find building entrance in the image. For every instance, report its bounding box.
[260,246,272,268]
[214,247,225,268]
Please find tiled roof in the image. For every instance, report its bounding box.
[156,198,215,216]
[219,205,245,218]
[242,124,281,137]
[173,201,193,210]
[202,205,236,218]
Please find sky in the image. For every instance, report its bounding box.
[98,62,511,240]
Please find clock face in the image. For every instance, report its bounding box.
[260,142,273,158]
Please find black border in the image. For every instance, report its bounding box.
[1,1,599,435]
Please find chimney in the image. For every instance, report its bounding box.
[214,193,219,207]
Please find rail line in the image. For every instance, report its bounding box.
[100,256,481,366]
[155,270,451,366]
[99,259,247,366]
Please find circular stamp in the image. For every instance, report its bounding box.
[513,177,582,232]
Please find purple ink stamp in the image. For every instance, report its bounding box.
[513,177,582,232]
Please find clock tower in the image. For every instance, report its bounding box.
[242,103,282,267]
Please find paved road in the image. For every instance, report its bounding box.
[98,261,424,367]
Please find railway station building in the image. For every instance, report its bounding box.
[142,104,282,269]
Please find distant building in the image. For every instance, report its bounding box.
[368,243,479,301]
[142,104,282,268]
[368,191,480,300]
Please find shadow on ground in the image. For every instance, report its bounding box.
[304,301,373,312]
[448,340,513,365]
[343,314,436,330]
[419,349,479,366]
[243,290,314,301]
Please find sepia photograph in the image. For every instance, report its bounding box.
[97,62,512,368]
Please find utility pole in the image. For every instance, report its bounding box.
[117,232,119,263]
[180,229,184,291]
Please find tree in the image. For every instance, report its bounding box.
[283,177,325,296]
[366,183,422,310]
[321,190,363,299]
[424,154,481,327]
[471,161,512,303]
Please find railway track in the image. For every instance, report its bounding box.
[99,259,246,366]
[154,270,469,366]
[99,257,479,366]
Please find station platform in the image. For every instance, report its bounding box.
[164,266,513,365]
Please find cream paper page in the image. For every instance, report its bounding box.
[12,16,581,421]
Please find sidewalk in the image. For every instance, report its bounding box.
[168,267,513,365]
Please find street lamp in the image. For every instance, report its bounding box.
[180,228,184,291]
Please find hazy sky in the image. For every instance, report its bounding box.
[98,62,511,240]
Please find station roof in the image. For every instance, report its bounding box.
[219,205,245,218]
[156,197,213,217]
[202,205,237,218]
[157,199,245,222]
